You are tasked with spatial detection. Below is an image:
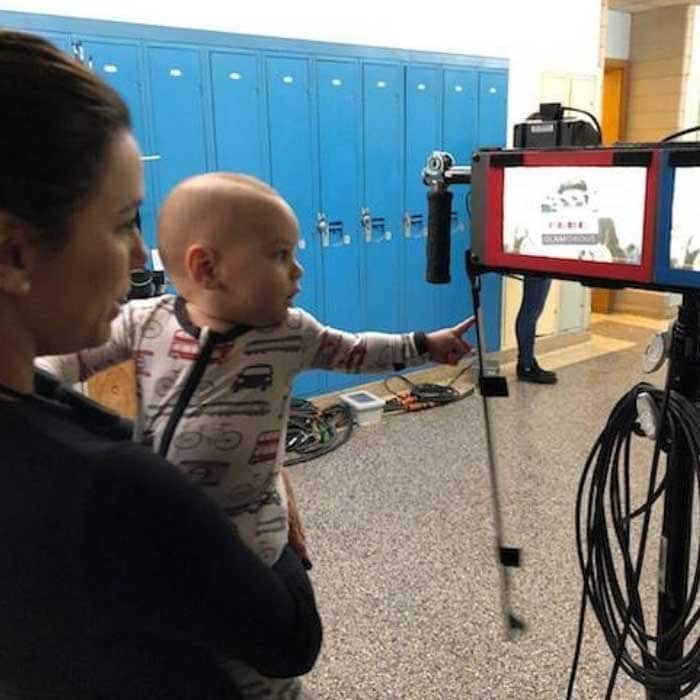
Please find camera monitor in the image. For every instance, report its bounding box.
[470,148,659,286]
[653,147,700,290]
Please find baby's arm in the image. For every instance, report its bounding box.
[298,309,474,373]
[36,302,137,382]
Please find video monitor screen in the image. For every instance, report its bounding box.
[669,166,700,271]
[502,166,648,265]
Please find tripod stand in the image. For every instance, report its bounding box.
[648,291,700,699]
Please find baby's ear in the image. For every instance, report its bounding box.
[185,243,220,290]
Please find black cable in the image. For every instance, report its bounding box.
[562,106,603,144]
[285,366,475,461]
[661,125,700,143]
[157,328,215,458]
[382,365,475,414]
[284,398,353,466]
[567,382,700,698]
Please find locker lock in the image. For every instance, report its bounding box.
[361,207,372,243]
[316,212,330,248]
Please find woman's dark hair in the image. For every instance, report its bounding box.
[0,31,131,248]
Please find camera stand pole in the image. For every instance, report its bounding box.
[649,291,700,700]
[465,250,525,640]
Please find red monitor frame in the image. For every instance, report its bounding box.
[470,148,659,285]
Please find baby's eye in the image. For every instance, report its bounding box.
[275,250,290,261]
[118,216,140,234]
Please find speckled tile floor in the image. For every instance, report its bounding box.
[289,314,688,699]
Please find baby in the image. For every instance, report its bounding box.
[38,173,475,699]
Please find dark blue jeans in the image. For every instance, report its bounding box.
[515,275,552,369]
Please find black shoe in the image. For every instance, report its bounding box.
[517,360,558,384]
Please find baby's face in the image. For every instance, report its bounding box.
[216,199,304,326]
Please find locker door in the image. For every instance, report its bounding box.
[210,51,265,178]
[317,59,363,392]
[477,70,508,350]
[438,68,478,336]
[405,65,440,333]
[81,40,157,248]
[363,62,403,332]
[147,46,208,211]
[267,55,323,397]
[479,71,508,149]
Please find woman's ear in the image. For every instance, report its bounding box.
[185,243,220,290]
[0,211,35,296]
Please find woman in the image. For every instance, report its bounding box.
[0,31,321,699]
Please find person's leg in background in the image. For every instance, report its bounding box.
[515,275,557,384]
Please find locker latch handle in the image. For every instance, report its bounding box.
[317,212,330,248]
[328,221,346,245]
[361,207,372,243]
[404,213,424,238]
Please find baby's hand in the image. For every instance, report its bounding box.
[425,316,476,366]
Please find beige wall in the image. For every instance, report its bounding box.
[625,4,695,141]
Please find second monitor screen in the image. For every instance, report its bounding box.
[670,167,700,272]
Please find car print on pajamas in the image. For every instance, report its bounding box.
[231,364,274,392]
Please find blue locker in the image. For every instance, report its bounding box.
[316,59,363,391]
[210,51,265,179]
[438,68,478,337]
[147,46,208,211]
[81,40,157,248]
[362,62,403,333]
[478,71,508,148]
[404,64,440,333]
[266,55,323,397]
[477,70,508,351]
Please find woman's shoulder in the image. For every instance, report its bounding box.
[0,395,162,484]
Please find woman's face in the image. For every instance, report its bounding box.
[28,131,146,355]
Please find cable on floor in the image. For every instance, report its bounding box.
[284,398,353,466]
[382,363,475,415]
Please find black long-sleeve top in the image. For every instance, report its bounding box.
[0,379,322,699]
